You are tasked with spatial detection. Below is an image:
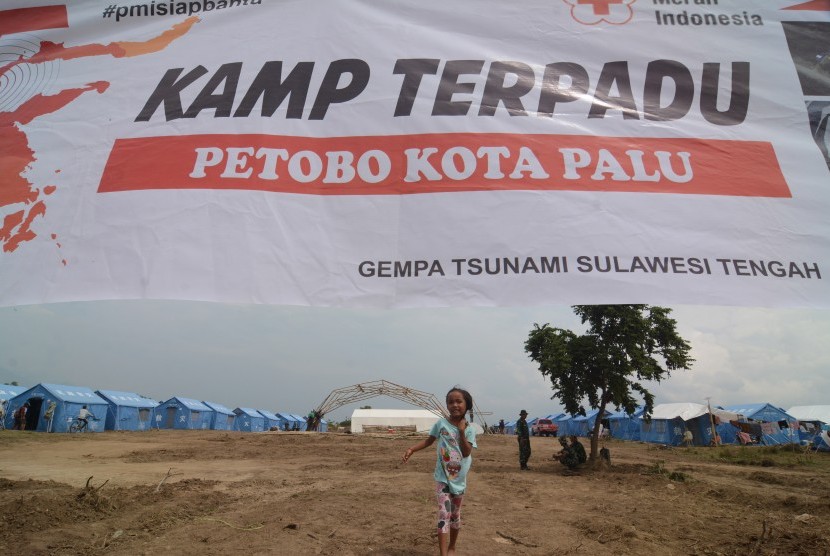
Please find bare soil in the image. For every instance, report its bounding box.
[1,430,828,555]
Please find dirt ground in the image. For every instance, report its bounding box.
[1,430,828,555]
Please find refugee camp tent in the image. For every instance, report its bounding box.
[274,412,297,431]
[571,409,613,437]
[234,407,265,432]
[788,406,830,450]
[258,409,280,430]
[0,384,27,428]
[720,403,800,445]
[288,413,307,431]
[203,401,235,430]
[350,408,440,433]
[156,397,211,430]
[787,405,830,430]
[554,414,574,437]
[640,403,716,446]
[812,428,830,452]
[503,420,517,435]
[608,407,645,441]
[95,390,157,431]
[7,383,108,433]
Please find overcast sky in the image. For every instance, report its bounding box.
[0,302,828,424]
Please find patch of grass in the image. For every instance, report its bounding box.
[646,461,691,482]
[694,444,821,468]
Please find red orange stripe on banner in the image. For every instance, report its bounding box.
[0,6,68,36]
[98,133,791,198]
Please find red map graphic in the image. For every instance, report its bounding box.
[0,8,197,257]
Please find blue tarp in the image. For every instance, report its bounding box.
[6,383,108,433]
[608,407,644,441]
[203,401,236,430]
[720,403,800,445]
[96,390,157,431]
[156,397,211,430]
[234,407,265,432]
[258,409,280,430]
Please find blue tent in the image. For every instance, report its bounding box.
[274,412,296,431]
[203,401,236,430]
[258,409,280,430]
[234,407,265,432]
[96,390,157,431]
[1,385,27,428]
[554,414,574,437]
[608,407,645,441]
[720,403,800,445]
[289,413,307,431]
[571,409,612,437]
[503,420,517,435]
[156,397,211,430]
[640,403,716,446]
[813,427,830,452]
[7,383,108,433]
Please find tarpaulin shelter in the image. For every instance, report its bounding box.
[0,385,27,428]
[7,383,108,433]
[608,407,645,441]
[95,390,157,431]
[274,412,298,431]
[233,407,265,432]
[720,403,800,445]
[553,415,574,437]
[571,409,613,437]
[156,397,211,430]
[258,409,280,430]
[349,408,438,433]
[288,414,307,430]
[787,405,830,437]
[203,401,235,431]
[640,403,717,446]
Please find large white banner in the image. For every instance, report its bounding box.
[1,0,829,308]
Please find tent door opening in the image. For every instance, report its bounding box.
[165,407,176,428]
[25,397,44,431]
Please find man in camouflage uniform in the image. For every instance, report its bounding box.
[517,409,531,470]
[556,436,579,470]
[570,435,587,465]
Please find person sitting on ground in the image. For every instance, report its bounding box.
[570,435,587,465]
[554,436,579,470]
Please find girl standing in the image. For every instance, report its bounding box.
[401,387,477,556]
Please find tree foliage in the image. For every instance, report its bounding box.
[525,305,694,461]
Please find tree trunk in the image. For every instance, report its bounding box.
[588,396,609,466]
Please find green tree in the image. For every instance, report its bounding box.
[525,305,693,464]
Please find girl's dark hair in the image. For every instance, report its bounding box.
[446,387,473,416]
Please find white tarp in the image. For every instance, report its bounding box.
[350,408,442,433]
[1,1,829,308]
[787,405,830,423]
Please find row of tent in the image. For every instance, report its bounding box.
[503,402,830,451]
[0,383,325,433]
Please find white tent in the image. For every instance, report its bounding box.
[787,406,830,425]
[350,408,441,433]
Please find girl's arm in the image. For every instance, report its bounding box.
[401,436,435,464]
[457,420,473,458]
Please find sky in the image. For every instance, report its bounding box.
[1,301,828,425]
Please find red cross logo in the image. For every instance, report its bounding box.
[578,0,624,16]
